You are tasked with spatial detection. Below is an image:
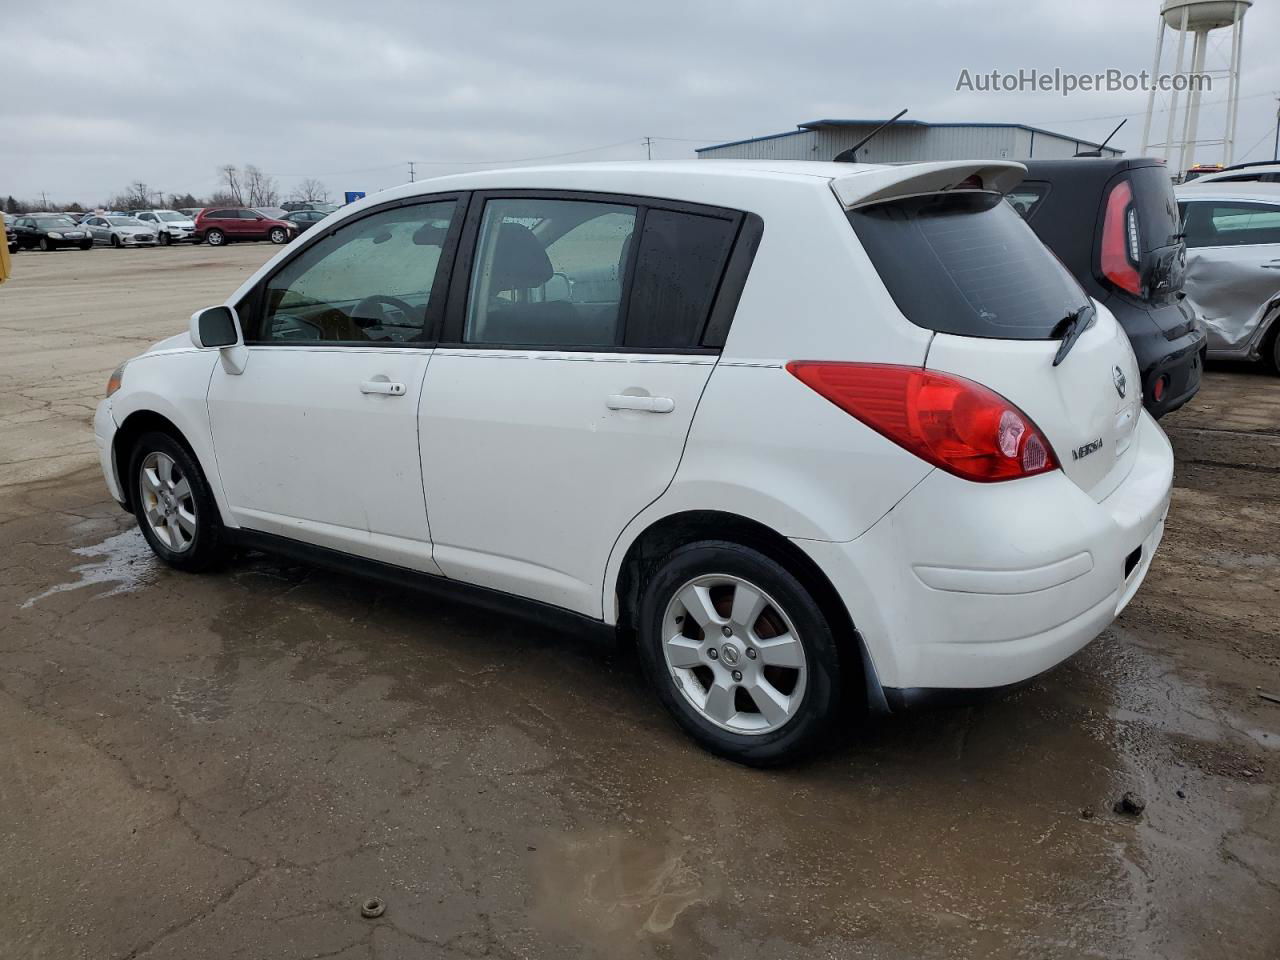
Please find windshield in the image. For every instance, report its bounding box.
[156,211,185,221]
[107,217,145,226]
[35,216,77,228]
[849,191,1089,340]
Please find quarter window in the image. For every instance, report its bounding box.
[254,200,456,344]
[623,209,736,349]
[465,198,637,347]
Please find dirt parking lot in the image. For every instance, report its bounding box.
[1,244,1277,959]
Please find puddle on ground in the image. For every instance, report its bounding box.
[19,528,157,609]
[534,831,712,940]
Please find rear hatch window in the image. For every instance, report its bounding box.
[1118,165,1185,306]
[1127,165,1182,251]
[849,192,1088,340]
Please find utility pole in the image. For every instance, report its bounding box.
[408,161,415,183]
[41,190,48,209]
[643,137,652,160]
[1274,97,1279,162]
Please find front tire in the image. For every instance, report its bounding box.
[39,237,51,251]
[110,235,121,249]
[637,540,843,766]
[205,229,225,247]
[129,431,226,572]
[80,240,92,251]
[159,232,171,246]
[269,227,287,244]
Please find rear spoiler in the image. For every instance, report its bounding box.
[830,161,1027,209]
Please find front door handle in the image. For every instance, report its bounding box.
[360,379,406,396]
[1262,260,1280,269]
[606,394,674,413]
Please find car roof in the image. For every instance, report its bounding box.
[1175,182,1280,202]
[347,158,1030,216]
[359,160,875,205]
[1020,157,1166,178]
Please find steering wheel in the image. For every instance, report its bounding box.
[350,294,419,329]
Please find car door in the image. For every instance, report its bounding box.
[1179,198,1280,353]
[206,195,464,571]
[419,192,746,617]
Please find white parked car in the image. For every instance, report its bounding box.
[133,209,198,244]
[94,160,1173,764]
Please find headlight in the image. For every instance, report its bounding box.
[106,363,126,398]
[47,231,63,239]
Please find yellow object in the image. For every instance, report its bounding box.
[0,213,11,285]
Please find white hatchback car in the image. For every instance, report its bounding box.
[95,160,1173,764]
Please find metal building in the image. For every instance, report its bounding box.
[695,119,1124,163]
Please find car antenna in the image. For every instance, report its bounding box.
[1074,119,1126,158]
[833,109,909,163]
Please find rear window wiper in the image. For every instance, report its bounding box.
[1051,304,1095,367]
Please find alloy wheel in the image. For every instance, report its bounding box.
[139,451,197,553]
[661,574,808,735]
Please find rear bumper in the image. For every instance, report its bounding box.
[792,410,1173,695]
[1113,300,1207,419]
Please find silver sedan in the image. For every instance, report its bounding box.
[83,215,159,248]
[1175,183,1280,370]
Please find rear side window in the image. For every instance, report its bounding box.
[849,191,1088,340]
[1006,183,1049,220]
[624,210,736,348]
[206,209,232,219]
[1180,200,1280,248]
[465,198,637,347]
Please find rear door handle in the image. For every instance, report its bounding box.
[360,379,406,396]
[606,394,675,414]
[1262,261,1280,269]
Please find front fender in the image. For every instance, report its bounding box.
[110,349,234,526]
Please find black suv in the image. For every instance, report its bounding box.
[1010,158,1205,418]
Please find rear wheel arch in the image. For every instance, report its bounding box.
[612,510,869,707]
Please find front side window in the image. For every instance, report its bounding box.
[465,198,636,347]
[1181,200,1280,248]
[255,199,456,344]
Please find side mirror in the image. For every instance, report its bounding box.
[190,305,240,348]
[190,305,249,375]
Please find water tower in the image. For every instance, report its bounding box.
[1139,0,1253,173]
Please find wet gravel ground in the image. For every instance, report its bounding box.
[1,248,1277,958]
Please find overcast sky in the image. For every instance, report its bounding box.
[5,0,1278,206]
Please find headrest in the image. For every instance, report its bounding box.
[489,222,553,291]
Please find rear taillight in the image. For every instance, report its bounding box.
[786,362,1058,483]
[1101,180,1142,296]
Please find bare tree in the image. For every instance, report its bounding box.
[290,178,329,204]
[244,165,279,206]
[218,164,244,204]
[104,181,154,211]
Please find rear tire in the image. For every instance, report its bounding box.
[129,431,227,573]
[636,540,843,766]
[205,229,225,247]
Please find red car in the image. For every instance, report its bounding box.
[194,207,297,247]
